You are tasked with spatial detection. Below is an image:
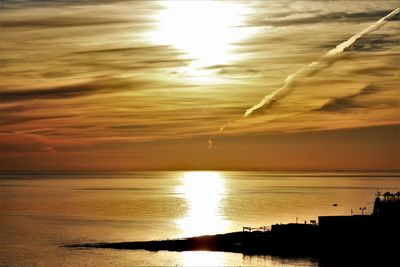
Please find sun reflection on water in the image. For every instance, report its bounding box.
[180,251,224,267]
[176,171,229,238]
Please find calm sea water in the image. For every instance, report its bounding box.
[1,171,399,266]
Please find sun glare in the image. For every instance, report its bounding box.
[148,1,254,82]
[176,171,229,237]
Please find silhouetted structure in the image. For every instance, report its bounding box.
[319,192,400,247]
[373,192,400,217]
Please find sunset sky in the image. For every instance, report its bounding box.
[1,0,399,171]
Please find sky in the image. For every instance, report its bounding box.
[0,0,399,171]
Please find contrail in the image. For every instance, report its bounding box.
[208,7,399,148]
[243,7,399,117]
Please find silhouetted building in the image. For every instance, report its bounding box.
[319,215,376,245]
[318,192,400,255]
[373,192,400,218]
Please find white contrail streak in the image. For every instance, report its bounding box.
[208,8,398,148]
[243,7,399,117]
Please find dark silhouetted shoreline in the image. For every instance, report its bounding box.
[68,193,400,265]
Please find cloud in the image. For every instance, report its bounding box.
[0,79,150,102]
[70,45,189,73]
[73,45,170,55]
[352,63,399,77]
[108,124,151,130]
[39,146,56,153]
[319,34,399,52]
[0,133,53,152]
[2,17,127,28]
[1,1,156,32]
[256,9,398,27]
[2,0,126,9]
[0,83,101,102]
[0,114,73,126]
[243,8,399,117]
[1,1,399,154]
[315,85,378,112]
[0,105,25,113]
[204,64,260,76]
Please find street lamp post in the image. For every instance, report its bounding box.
[359,207,366,215]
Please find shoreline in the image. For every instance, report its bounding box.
[67,228,397,262]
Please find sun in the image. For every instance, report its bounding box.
[148,1,254,82]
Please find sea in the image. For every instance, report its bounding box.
[1,171,399,267]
